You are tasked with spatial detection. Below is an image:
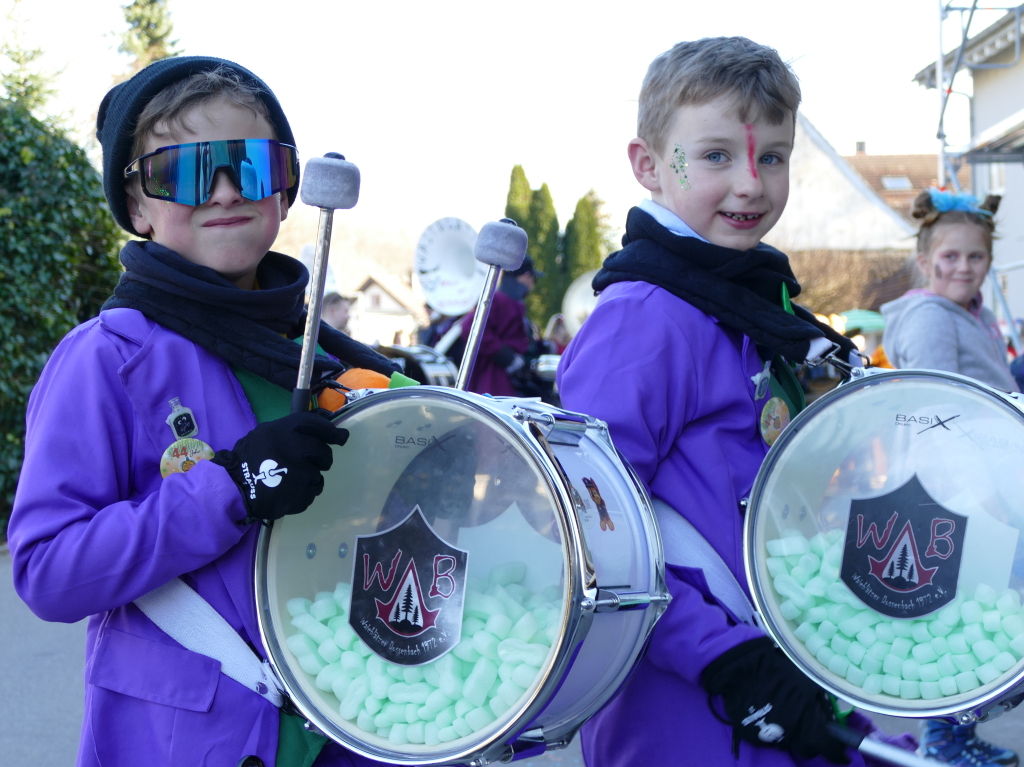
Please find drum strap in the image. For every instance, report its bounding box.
[653,499,761,628]
[134,577,285,708]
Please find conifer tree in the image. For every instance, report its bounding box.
[504,165,532,230]
[120,0,179,75]
[0,1,55,113]
[563,190,612,282]
[526,183,560,325]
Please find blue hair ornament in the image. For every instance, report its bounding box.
[928,187,992,216]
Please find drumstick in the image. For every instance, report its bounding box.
[827,723,944,767]
[455,218,529,390]
[291,152,361,414]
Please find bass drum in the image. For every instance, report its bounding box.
[255,388,668,764]
[378,345,459,387]
[745,369,1024,723]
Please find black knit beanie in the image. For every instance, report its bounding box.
[97,55,298,236]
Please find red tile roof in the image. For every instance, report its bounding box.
[842,153,971,223]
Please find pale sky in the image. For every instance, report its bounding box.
[3,0,1002,256]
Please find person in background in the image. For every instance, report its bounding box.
[882,188,1018,767]
[543,313,572,354]
[459,255,541,396]
[322,292,353,334]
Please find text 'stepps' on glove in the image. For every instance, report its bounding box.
[700,636,850,764]
[211,411,349,524]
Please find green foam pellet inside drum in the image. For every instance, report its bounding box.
[766,537,806,557]
[861,656,883,675]
[864,674,884,695]
[437,726,458,743]
[453,641,482,663]
[509,611,539,643]
[919,662,940,682]
[1003,614,1024,639]
[406,703,421,723]
[326,615,347,632]
[436,706,456,728]
[454,698,474,718]
[890,637,913,660]
[489,696,512,718]
[857,627,877,648]
[847,665,868,687]
[333,623,357,652]
[997,590,1021,616]
[463,657,498,707]
[937,604,962,627]
[424,722,440,746]
[899,680,921,699]
[485,614,513,640]
[497,679,526,707]
[340,651,366,675]
[795,622,816,643]
[512,663,541,689]
[472,630,501,661]
[974,639,999,664]
[452,718,472,738]
[867,642,892,661]
[407,721,425,744]
[287,598,312,617]
[816,646,836,667]
[875,624,896,643]
[381,703,406,725]
[466,706,496,732]
[911,644,938,664]
[920,681,943,700]
[318,639,341,664]
[497,638,547,667]
[1009,633,1024,659]
[902,659,921,681]
[493,586,528,624]
[939,676,959,696]
[356,709,376,732]
[314,591,333,603]
[463,617,485,635]
[489,561,527,587]
[316,663,346,691]
[891,621,913,638]
[882,655,903,676]
[828,655,850,677]
[994,633,1011,653]
[983,611,1003,633]
[848,641,867,666]
[838,612,871,638]
[331,673,354,701]
[827,582,862,609]
[955,671,981,693]
[976,663,1001,685]
[975,584,999,608]
[333,582,351,611]
[817,621,838,641]
[780,600,802,621]
[995,652,1017,672]
[911,622,932,644]
[292,613,333,644]
[931,637,949,657]
[403,667,424,684]
[805,634,827,656]
[828,603,857,625]
[929,621,953,638]
[424,688,451,714]
[948,634,970,655]
[952,654,979,673]
[831,634,852,656]
[766,557,789,578]
[963,624,985,647]
[937,654,958,678]
[298,654,327,675]
[311,597,338,623]
[882,675,901,696]
[805,577,828,598]
[465,592,505,621]
[286,633,318,658]
[364,696,382,715]
[961,601,984,625]
[819,560,840,583]
[805,606,828,624]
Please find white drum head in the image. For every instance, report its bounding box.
[746,371,1024,718]
[414,218,486,317]
[256,390,571,762]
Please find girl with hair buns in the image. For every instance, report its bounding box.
[881,188,1018,394]
[882,189,1019,767]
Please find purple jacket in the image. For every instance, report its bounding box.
[9,309,395,767]
[460,290,529,396]
[557,282,877,767]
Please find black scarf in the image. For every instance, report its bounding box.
[102,240,399,390]
[593,208,855,364]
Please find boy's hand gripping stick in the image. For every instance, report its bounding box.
[455,219,529,391]
[291,153,360,414]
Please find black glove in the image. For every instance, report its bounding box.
[700,636,849,764]
[212,411,349,524]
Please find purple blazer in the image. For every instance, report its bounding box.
[557,282,881,767]
[9,309,395,767]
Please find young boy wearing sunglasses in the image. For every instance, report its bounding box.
[8,56,402,767]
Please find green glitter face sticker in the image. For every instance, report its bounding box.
[669,144,691,190]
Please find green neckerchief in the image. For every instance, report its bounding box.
[231,363,329,767]
[767,283,806,416]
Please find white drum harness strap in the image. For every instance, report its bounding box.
[134,577,286,708]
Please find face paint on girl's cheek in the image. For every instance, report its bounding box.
[669,144,691,190]
[746,125,758,179]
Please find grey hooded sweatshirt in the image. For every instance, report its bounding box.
[881,292,1018,392]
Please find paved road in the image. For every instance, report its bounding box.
[5,542,1024,767]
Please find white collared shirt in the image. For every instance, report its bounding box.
[638,198,708,242]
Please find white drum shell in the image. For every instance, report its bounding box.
[745,369,1024,722]
[255,389,667,763]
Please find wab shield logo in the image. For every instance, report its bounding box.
[840,474,967,619]
[350,505,468,665]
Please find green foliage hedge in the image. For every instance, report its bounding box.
[0,99,123,540]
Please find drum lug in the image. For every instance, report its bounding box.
[592,587,669,613]
[302,718,327,738]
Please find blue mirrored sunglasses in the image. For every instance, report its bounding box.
[124,139,299,206]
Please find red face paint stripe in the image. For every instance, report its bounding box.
[746,124,758,179]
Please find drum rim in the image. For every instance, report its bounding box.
[744,368,1024,720]
[253,387,595,763]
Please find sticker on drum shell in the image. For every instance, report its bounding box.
[350,505,469,665]
[840,474,967,619]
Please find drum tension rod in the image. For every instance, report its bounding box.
[592,587,669,613]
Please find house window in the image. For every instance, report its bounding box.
[881,176,913,190]
[989,163,1006,195]
[370,293,381,309]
